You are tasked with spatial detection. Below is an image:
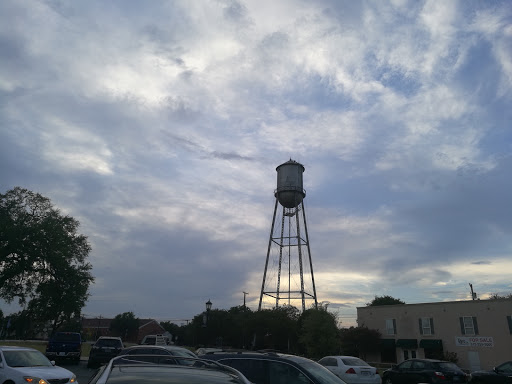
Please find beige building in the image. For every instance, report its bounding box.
[357,299,512,372]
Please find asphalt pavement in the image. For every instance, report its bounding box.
[58,359,98,384]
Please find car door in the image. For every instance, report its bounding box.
[410,360,430,383]
[317,357,339,378]
[219,358,268,384]
[268,361,312,384]
[393,360,414,384]
[0,352,6,383]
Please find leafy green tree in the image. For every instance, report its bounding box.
[339,326,381,360]
[160,321,182,344]
[250,305,300,352]
[366,295,405,306]
[488,293,512,300]
[298,308,339,358]
[0,187,94,334]
[110,312,139,341]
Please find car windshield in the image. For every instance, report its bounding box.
[341,357,369,366]
[4,350,53,367]
[289,358,346,384]
[53,333,80,342]
[97,339,122,347]
[170,349,195,357]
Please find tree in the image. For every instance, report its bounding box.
[366,295,405,306]
[488,293,512,300]
[160,321,182,344]
[0,187,94,333]
[339,326,381,360]
[298,308,339,358]
[110,312,139,341]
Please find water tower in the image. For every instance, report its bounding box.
[258,159,318,312]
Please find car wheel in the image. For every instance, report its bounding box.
[384,378,393,384]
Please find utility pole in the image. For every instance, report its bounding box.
[469,283,477,300]
[243,291,248,309]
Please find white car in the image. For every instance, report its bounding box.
[318,356,381,384]
[0,346,77,384]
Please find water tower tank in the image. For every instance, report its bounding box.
[275,159,306,208]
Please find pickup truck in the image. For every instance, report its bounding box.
[45,332,82,363]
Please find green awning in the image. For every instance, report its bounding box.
[396,339,418,348]
[419,339,443,348]
[380,339,396,348]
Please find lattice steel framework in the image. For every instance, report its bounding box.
[258,198,318,312]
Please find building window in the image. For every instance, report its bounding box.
[386,319,397,335]
[419,317,434,335]
[460,316,479,335]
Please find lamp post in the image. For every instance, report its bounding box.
[203,300,212,346]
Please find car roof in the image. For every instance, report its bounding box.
[123,345,190,351]
[106,365,246,384]
[98,336,122,339]
[92,355,251,384]
[407,358,444,362]
[203,351,302,364]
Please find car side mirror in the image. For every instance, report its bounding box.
[51,361,56,366]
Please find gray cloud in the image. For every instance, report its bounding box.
[1,0,511,326]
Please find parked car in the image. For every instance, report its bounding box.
[140,334,169,345]
[0,346,77,384]
[196,347,223,355]
[382,358,468,384]
[45,331,82,363]
[469,361,512,383]
[87,354,252,384]
[87,336,124,368]
[118,345,197,362]
[203,351,348,384]
[318,355,381,384]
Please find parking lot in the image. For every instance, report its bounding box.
[59,359,98,384]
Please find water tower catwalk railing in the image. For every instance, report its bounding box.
[258,160,318,312]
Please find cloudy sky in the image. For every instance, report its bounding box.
[1,0,511,327]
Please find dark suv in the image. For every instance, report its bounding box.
[45,332,82,364]
[382,358,468,384]
[202,351,347,384]
[87,336,124,368]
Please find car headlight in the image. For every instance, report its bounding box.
[23,377,48,384]
[70,374,77,383]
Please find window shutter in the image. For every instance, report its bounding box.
[430,318,435,334]
[473,317,479,335]
[507,316,512,334]
[419,318,423,335]
[459,317,465,334]
[393,319,397,335]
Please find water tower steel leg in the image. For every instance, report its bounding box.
[276,206,286,308]
[259,198,279,311]
[288,214,291,306]
[295,206,306,312]
[301,200,318,309]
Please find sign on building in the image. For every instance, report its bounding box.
[455,336,494,347]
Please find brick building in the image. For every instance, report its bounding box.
[82,317,167,343]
